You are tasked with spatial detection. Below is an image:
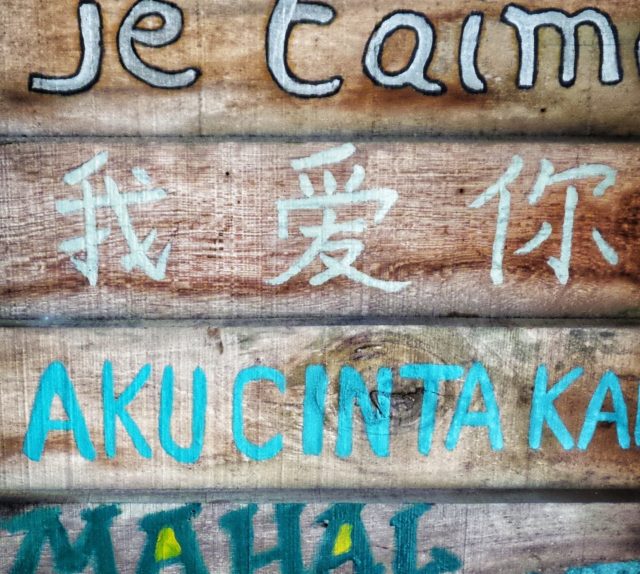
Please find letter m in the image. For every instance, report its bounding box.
[1,505,120,574]
[502,3,622,88]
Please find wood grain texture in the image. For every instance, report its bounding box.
[0,502,639,573]
[0,324,638,495]
[1,140,639,320]
[0,0,639,136]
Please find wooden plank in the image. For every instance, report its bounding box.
[2,140,639,320]
[1,0,639,136]
[0,324,638,495]
[0,502,639,573]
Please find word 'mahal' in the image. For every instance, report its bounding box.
[29,0,634,96]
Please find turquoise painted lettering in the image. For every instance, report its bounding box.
[565,560,640,573]
[313,504,384,574]
[445,362,503,451]
[136,504,208,574]
[636,383,640,447]
[390,504,461,574]
[578,371,630,450]
[302,364,329,455]
[103,361,152,459]
[1,505,120,574]
[23,361,96,461]
[529,365,583,450]
[336,366,392,458]
[159,366,207,464]
[233,366,286,461]
[399,364,464,455]
[219,503,305,574]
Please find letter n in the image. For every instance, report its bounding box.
[336,366,392,458]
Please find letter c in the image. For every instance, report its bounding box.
[233,366,286,461]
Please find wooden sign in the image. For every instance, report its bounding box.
[2,0,640,566]
[1,324,638,495]
[1,141,639,320]
[1,0,639,136]
[1,502,639,573]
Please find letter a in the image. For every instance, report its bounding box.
[445,362,503,451]
[578,371,630,450]
[136,504,208,574]
[363,11,445,94]
[23,361,96,461]
[312,504,384,574]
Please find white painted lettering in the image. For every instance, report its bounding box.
[459,12,487,94]
[502,3,622,88]
[29,0,103,94]
[363,11,445,94]
[118,0,200,88]
[266,0,342,98]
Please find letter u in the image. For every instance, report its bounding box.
[159,366,207,464]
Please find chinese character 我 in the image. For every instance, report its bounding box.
[56,151,171,286]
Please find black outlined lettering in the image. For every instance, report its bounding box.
[501,3,622,89]
[266,0,342,98]
[459,12,487,94]
[29,0,103,95]
[363,10,445,95]
[118,0,200,89]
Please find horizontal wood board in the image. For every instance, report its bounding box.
[0,324,638,494]
[0,502,639,573]
[1,0,639,136]
[1,141,639,320]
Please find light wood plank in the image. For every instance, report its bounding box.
[1,0,639,136]
[0,502,639,573]
[0,324,638,495]
[1,140,639,320]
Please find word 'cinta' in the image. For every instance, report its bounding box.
[29,0,635,95]
[22,360,640,464]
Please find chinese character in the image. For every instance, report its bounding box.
[471,156,619,285]
[266,144,410,293]
[56,151,172,286]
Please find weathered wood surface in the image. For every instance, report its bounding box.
[0,502,639,573]
[1,324,638,495]
[1,0,639,136]
[1,140,639,320]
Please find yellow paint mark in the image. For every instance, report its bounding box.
[155,527,182,562]
[332,524,353,556]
